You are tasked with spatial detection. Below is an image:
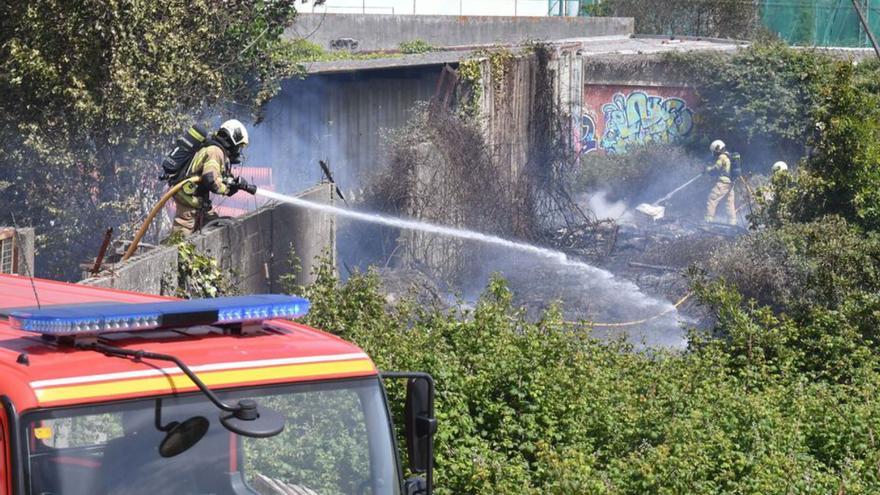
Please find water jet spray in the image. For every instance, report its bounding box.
[255,189,688,347]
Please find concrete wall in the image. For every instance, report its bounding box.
[298,0,550,17]
[80,184,335,295]
[578,55,701,155]
[476,45,584,179]
[286,14,633,51]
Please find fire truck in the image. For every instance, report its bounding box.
[0,274,436,495]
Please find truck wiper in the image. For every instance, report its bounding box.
[79,342,286,438]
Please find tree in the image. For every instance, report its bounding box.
[757,63,880,231]
[597,0,761,39]
[0,0,302,279]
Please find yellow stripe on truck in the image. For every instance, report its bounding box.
[34,358,376,405]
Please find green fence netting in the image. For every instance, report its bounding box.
[762,0,880,47]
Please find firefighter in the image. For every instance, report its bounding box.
[172,119,256,235]
[704,139,737,225]
[756,161,792,207]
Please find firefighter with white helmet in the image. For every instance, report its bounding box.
[171,119,256,235]
[758,161,792,205]
[704,139,737,225]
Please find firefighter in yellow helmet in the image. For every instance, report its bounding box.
[704,139,737,226]
[171,119,256,235]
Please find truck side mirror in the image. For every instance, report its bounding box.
[404,377,436,474]
[383,371,436,495]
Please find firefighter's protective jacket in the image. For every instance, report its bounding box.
[175,145,231,209]
[705,152,732,183]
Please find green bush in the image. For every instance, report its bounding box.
[754,63,880,232]
[668,42,838,168]
[703,216,880,314]
[169,236,236,298]
[399,40,434,55]
[286,257,880,494]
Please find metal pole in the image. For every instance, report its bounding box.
[852,0,880,60]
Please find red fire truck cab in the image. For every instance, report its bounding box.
[0,275,435,495]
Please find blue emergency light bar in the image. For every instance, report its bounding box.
[8,294,310,337]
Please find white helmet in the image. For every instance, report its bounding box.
[219,119,249,148]
[772,161,788,173]
[710,140,726,154]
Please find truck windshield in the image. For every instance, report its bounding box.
[21,378,401,495]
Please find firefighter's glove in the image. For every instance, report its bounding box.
[224,176,240,196]
[226,177,256,196]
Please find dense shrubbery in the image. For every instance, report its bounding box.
[278,41,880,493]
[702,216,880,314]
[287,257,880,494]
[688,42,837,166]
[587,0,761,39]
[757,64,880,231]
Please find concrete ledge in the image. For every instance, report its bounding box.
[80,184,336,295]
[286,14,634,51]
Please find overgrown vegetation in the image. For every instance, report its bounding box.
[369,43,587,282]
[287,255,880,494]
[588,0,761,38]
[164,233,236,298]
[0,1,304,280]
[399,39,434,54]
[283,38,406,62]
[311,40,880,492]
[757,62,880,231]
[668,41,839,168]
[364,103,518,282]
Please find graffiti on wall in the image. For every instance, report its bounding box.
[599,91,695,154]
[574,113,599,156]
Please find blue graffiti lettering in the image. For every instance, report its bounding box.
[599,91,695,154]
[579,114,598,154]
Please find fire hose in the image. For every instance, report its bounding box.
[564,292,694,328]
[585,292,692,328]
[506,292,693,329]
[122,176,201,262]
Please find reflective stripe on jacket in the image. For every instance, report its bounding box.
[175,145,230,209]
[706,152,732,183]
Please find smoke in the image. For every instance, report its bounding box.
[458,245,687,348]
[258,189,688,348]
[245,75,361,195]
[583,190,633,223]
[243,73,697,349]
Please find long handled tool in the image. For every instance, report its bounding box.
[634,173,702,221]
